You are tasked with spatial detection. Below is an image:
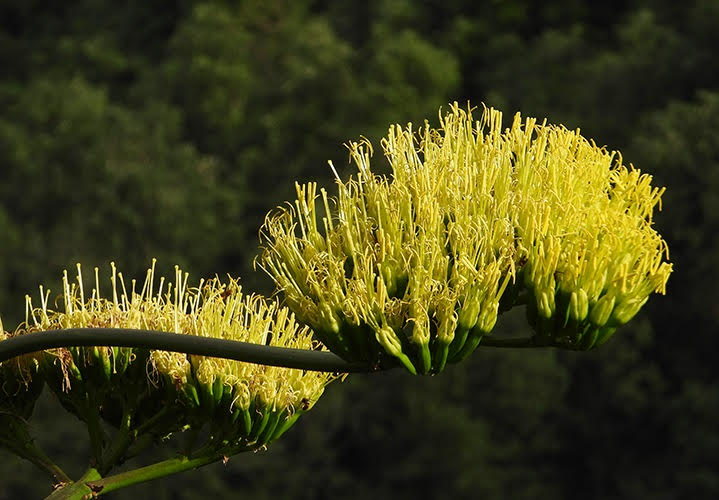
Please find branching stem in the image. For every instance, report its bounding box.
[1,328,542,377]
[0,328,372,372]
[87,445,251,496]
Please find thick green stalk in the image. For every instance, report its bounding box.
[45,468,102,500]
[98,400,135,475]
[0,328,371,372]
[86,445,251,496]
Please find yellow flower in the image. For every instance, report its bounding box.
[260,103,672,372]
[14,261,335,448]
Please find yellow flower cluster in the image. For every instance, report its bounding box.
[11,261,334,448]
[259,103,672,374]
[510,113,671,348]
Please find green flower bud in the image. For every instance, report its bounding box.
[609,296,648,326]
[589,294,616,327]
[318,302,341,334]
[537,289,556,319]
[457,295,481,332]
[475,301,499,335]
[569,289,589,322]
[93,346,112,383]
[375,325,416,374]
[412,318,430,345]
[375,325,402,358]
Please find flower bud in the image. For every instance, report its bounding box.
[375,325,416,374]
[475,301,499,334]
[537,289,556,319]
[589,294,616,327]
[609,296,648,326]
[457,294,481,332]
[318,302,341,334]
[375,325,403,358]
[569,289,589,322]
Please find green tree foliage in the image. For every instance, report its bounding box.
[630,90,719,373]
[158,1,459,255]
[1,0,716,498]
[627,92,719,495]
[0,77,238,326]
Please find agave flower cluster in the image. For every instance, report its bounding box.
[2,262,334,459]
[260,103,672,374]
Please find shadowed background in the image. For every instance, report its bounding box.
[1,1,717,498]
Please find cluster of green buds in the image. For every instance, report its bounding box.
[2,261,334,472]
[259,103,672,374]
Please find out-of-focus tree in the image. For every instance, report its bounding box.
[469,3,719,147]
[627,91,719,496]
[0,77,237,325]
[157,0,459,274]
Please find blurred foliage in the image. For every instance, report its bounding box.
[0,0,716,498]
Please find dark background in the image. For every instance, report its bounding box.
[1,1,717,498]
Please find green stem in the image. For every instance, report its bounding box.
[99,399,135,475]
[0,328,371,372]
[87,445,250,496]
[134,404,171,436]
[0,434,71,484]
[84,390,105,466]
[45,468,102,500]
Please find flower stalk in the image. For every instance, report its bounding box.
[0,102,674,496]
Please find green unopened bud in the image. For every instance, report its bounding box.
[249,408,272,442]
[609,296,648,326]
[66,358,83,384]
[376,325,416,374]
[537,289,555,319]
[523,264,537,289]
[181,383,201,408]
[376,325,403,357]
[412,318,430,345]
[457,295,481,332]
[589,294,616,327]
[212,376,225,407]
[93,346,112,382]
[411,321,432,375]
[437,311,457,343]
[318,302,340,334]
[270,410,303,442]
[569,289,589,322]
[475,302,499,334]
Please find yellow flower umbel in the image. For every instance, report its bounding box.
[15,262,334,451]
[260,103,672,374]
[508,113,672,348]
